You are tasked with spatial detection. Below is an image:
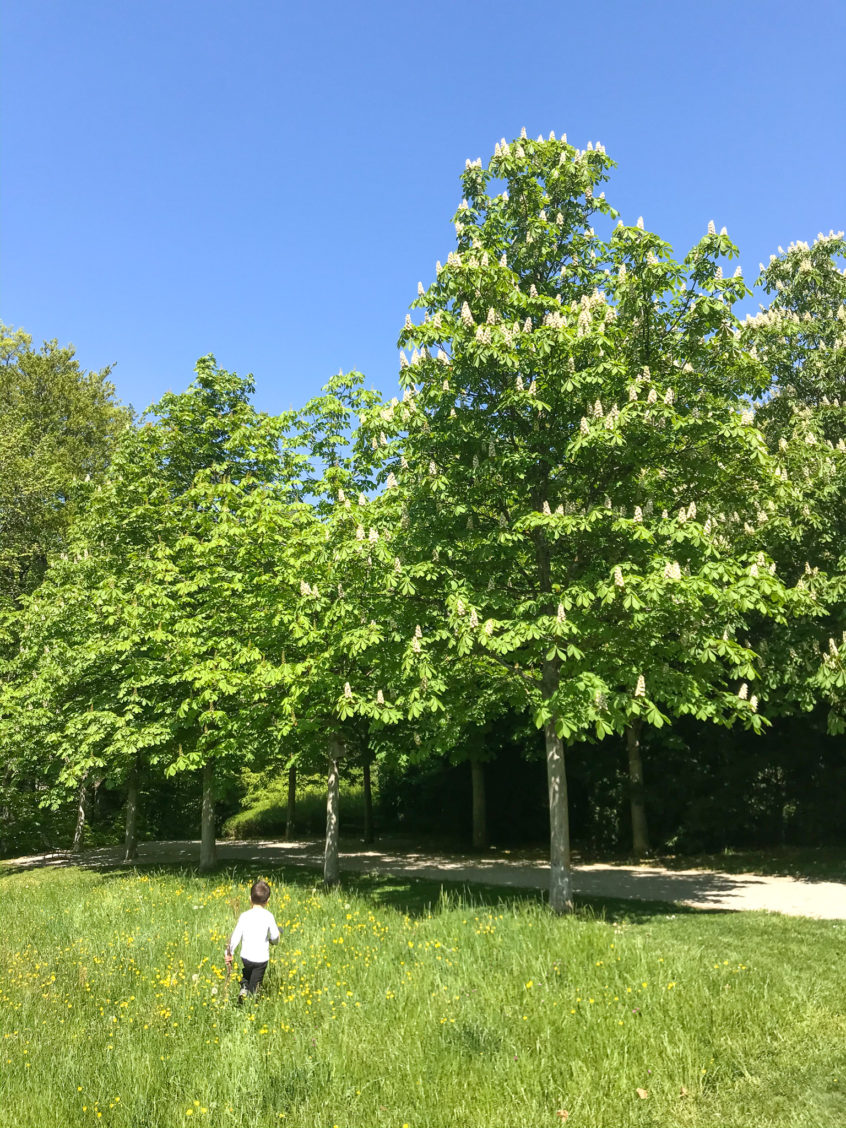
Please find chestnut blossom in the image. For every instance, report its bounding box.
[614,566,624,587]
[344,682,352,699]
[634,675,646,697]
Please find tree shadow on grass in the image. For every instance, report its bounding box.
[73,857,718,924]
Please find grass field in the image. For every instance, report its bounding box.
[0,863,843,1128]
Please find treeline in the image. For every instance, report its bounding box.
[1,132,843,910]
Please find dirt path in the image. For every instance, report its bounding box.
[5,838,845,919]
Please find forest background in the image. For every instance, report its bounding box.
[2,2,844,913]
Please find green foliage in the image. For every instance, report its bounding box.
[746,232,846,732]
[0,359,298,836]
[0,323,130,611]
[2,147,844,877]
[387,134,807,742]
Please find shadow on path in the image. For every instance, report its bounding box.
[3,838,845,919]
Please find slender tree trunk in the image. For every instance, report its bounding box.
[626,721,650,856]
[285,762,297,841]
[543,658,573,913]
[71,777,88,854]
[324,738,341,887]
[470,756,487,849]
[199,760,216,873]
[362,754,374,844]
[123,759,139,863]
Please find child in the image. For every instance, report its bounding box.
[225,879,280,1000]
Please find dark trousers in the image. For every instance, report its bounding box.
[240,958,268,995]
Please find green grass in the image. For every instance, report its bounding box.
[222,783,369,840]
[1,864,844,1128]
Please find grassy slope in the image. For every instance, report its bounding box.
[0,863,843,1128]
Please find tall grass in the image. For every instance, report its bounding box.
[0,864,843,1127]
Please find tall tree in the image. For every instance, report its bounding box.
[384,131,807,907]
[0,323,130,610]
[277,372,413,885]
[746,232,846,734]
[0,358,295,868]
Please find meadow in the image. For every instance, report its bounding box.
[0,863,843,1128]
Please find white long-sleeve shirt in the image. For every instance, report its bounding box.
[228,905,280,963]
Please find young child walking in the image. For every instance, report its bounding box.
[225,879,280,1001]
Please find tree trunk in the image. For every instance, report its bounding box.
[543,658,573,913]
[123,759,139,863]
[285,762,297,840]
[626,721,650,856]
[324,738,341,887]
[199,760,216,873]
[470,756,487,849]
[71,777,88,853]
[362,754,374,844]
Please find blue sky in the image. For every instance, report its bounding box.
[3,0,844,417]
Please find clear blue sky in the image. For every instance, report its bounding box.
[3,0,844,416]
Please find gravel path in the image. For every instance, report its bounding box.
[5,838,845,920]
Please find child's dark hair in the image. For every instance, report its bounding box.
[250,880,271,904]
